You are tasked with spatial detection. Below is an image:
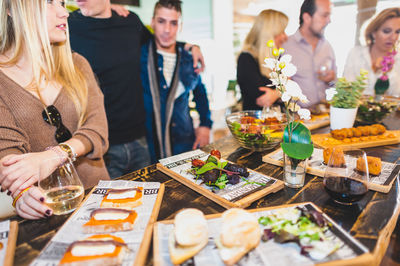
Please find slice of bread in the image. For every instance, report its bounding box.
[168,209,208,264]
[59,234,127,266]
[100,187,143,210]
[83,208,137,234]
[216,208,260,265]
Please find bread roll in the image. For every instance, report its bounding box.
[216,208,260,265]
[169,209,208,264]
[357,156,382,175]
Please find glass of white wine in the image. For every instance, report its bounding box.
[39,159,84,215]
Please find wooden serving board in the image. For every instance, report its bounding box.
[303,113,330,131]
[31,180,165,266]
[153,202,373,266]
[262,148,400,193]
[312,130,400,149]
[0,221,18,266]
[157,149,284,209]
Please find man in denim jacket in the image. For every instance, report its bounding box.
[141,0,212,163]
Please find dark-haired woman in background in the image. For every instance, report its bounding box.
[0,0,109,219]
[237,9,288,110]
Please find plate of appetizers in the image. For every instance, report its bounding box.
[312,124,400,149]
[157,149,284,209]
[153,202,372,266]
[263,147,400,193]
[0,220,18,266]
[31,180,164,266]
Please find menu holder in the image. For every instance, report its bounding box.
[312,130,400,149]
[153,202,373,266]
[263,148,400,193]
[157,149,284,209]
[0,220,18,266]
[31,180,164,266]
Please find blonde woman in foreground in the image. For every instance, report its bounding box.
[0,0,110,219]
[237,9,288,110]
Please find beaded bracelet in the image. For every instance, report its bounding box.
[45,146,67,166]
[12,187,31,208]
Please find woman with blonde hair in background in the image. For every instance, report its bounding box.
[0,0,109,219]
[343,7,400,96]
[237,9,289,110]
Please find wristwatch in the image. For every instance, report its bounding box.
[58,143,77,162]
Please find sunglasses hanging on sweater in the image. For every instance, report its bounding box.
[42,105,72,143]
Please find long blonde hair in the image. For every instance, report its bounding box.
[242,9,288,77]
[0,0,88,126]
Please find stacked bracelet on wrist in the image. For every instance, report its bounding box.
[58,143,77,162]
[45,146,68,166]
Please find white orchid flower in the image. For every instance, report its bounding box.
[325,87,337,101]
[281,92,291,102]
[276,54,297,77]
[298,108,311,120]
[281,64,297,77]
[285,80,302,98]
[264,58,276,70]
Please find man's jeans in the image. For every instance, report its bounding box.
[105,136,151,179]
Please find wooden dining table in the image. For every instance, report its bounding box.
[9,110,400,266]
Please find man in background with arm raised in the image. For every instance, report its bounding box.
[68,0,205,178]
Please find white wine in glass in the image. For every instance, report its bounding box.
[39,159,84,215]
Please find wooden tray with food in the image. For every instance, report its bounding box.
[263,148,400,193]
[303,113,330,131]
[157,149,284,209]
[0,220,18,266]
[153,202,372,266]
[312,124,400,149]
[31,180,164,266]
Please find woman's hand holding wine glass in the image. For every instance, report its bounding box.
[38,159,84,216]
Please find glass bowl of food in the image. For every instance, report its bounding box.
[356,96,399,125]
[226,110,285,151]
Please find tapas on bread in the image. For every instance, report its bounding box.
[169,209,209,264]
[154,203,371,266]
[83,208,138,233]
[59,234,127,266]
[100,187,143,210]
[32,180,164,266]
[215,208,261,265]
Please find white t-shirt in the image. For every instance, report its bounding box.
[343,46,400,97]
[157,49,177,87]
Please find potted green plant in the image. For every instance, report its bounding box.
[326,70,368,130]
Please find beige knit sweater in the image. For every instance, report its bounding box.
[0,53,110,189]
